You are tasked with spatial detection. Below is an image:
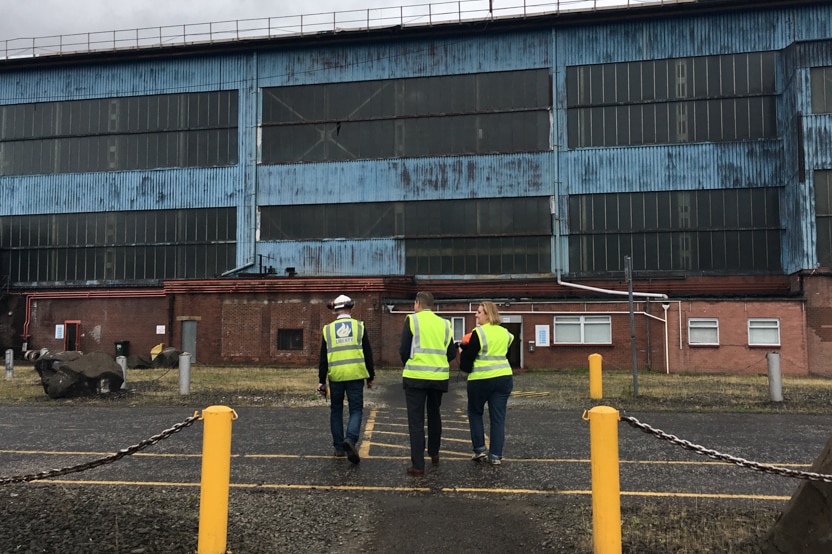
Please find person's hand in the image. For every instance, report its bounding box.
[366,380,374,389]
[316,383,326,397]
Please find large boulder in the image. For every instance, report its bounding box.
[33,351,124,399]
[762,436,832,553]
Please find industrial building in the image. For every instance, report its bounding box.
[1,0,830,375]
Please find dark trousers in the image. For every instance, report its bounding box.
[404,386,444,470]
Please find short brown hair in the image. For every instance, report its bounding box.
[415,291,435,309]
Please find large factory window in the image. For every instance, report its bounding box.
[0,91,238,176]
[260,69,551,163]
[811,67,832,114]
[0,207,236,284]
[815,170,832,266]
[260,197,551,275]
[567,188,782,274]
[566,52,777,147]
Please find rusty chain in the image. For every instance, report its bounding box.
[0,412,200,486]
[621,414,832,483]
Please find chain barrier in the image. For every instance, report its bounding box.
[0,412,201,486]
[621,414,832,483]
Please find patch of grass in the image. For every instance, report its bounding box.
[4,364,832,414]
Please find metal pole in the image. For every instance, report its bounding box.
[179,352,191,395]
[584,406,622,554]
[625,256,638,397]
[197,406,237,554]
[116,355,127,389]
[5,349,13,379]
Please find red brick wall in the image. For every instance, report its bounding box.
[802,274,832,376]
[22,292,809,376]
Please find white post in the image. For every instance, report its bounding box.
[179,352,191,395]
[116,355,127,389]
[5,349,13,379]
[662,303,670,374]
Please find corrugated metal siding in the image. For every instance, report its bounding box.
[256,31,551,87]
[562,10,795,65]
[257,152,555,205]
[560,141,785,195]
[258,239,404,276]
[0,167,245,216]
[0,55,248,104]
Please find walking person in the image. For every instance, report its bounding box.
[399,291,457,476]
[459,301,514,465]
[318,294,374,464]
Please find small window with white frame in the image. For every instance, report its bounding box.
[748,318,780,346]
[553,315,612,344]
[450,316,466,342]
[688,318,719,345]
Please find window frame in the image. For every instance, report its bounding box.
[747,318,780,347]
[553,315,612,345]
[688,317,720,346]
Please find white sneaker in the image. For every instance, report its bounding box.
[488,456,502,465]
[471,451,488,462]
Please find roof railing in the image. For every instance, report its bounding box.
[0,0,695,61]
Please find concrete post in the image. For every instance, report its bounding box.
[5,349,13,379]
[766,351,783,402]
[179,352,191,395]
[116,355,127,389]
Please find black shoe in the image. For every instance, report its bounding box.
[406,466,425,476]
[333,449,346,458]
[342,439,360,464]
[430,455,440,464]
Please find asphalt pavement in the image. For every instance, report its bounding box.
[1,375,830,501]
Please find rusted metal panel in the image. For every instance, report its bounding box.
[257,239,404,276]
[561,141,785,196]
[256,31,551,87]
[257,152,555,206]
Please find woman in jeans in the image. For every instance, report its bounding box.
[459,301,514,465]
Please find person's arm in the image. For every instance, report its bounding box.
[399,316,413,366]
[459,331,481,373]
[446,340,457,363]
[362,331,375,385]
[318,338,328,385]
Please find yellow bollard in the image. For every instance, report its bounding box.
[584,406,622,554]
[198,406,237,554]
[589,353,603,399]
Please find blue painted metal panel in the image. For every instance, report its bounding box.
[257,238,404,276]
[256,31,551,87]
[0,55,248,104]
[0,167,245,216]
[560,141,785,195]
[562,6,830,65]
[257,152,555,206]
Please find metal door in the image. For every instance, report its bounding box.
[182,320,197,363]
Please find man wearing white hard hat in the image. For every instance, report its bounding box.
[318,294,374,464]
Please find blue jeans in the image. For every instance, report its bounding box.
[467,375,513,458]
[329,379,364,449]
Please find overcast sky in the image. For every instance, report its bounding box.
[0,0,407,42]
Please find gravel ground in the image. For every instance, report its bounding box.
[0,482,779,553]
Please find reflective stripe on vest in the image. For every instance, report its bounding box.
[403,310,451,380]
[468,324,514,380]
[324,318,370,382]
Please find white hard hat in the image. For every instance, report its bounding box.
[328,294,354,310]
